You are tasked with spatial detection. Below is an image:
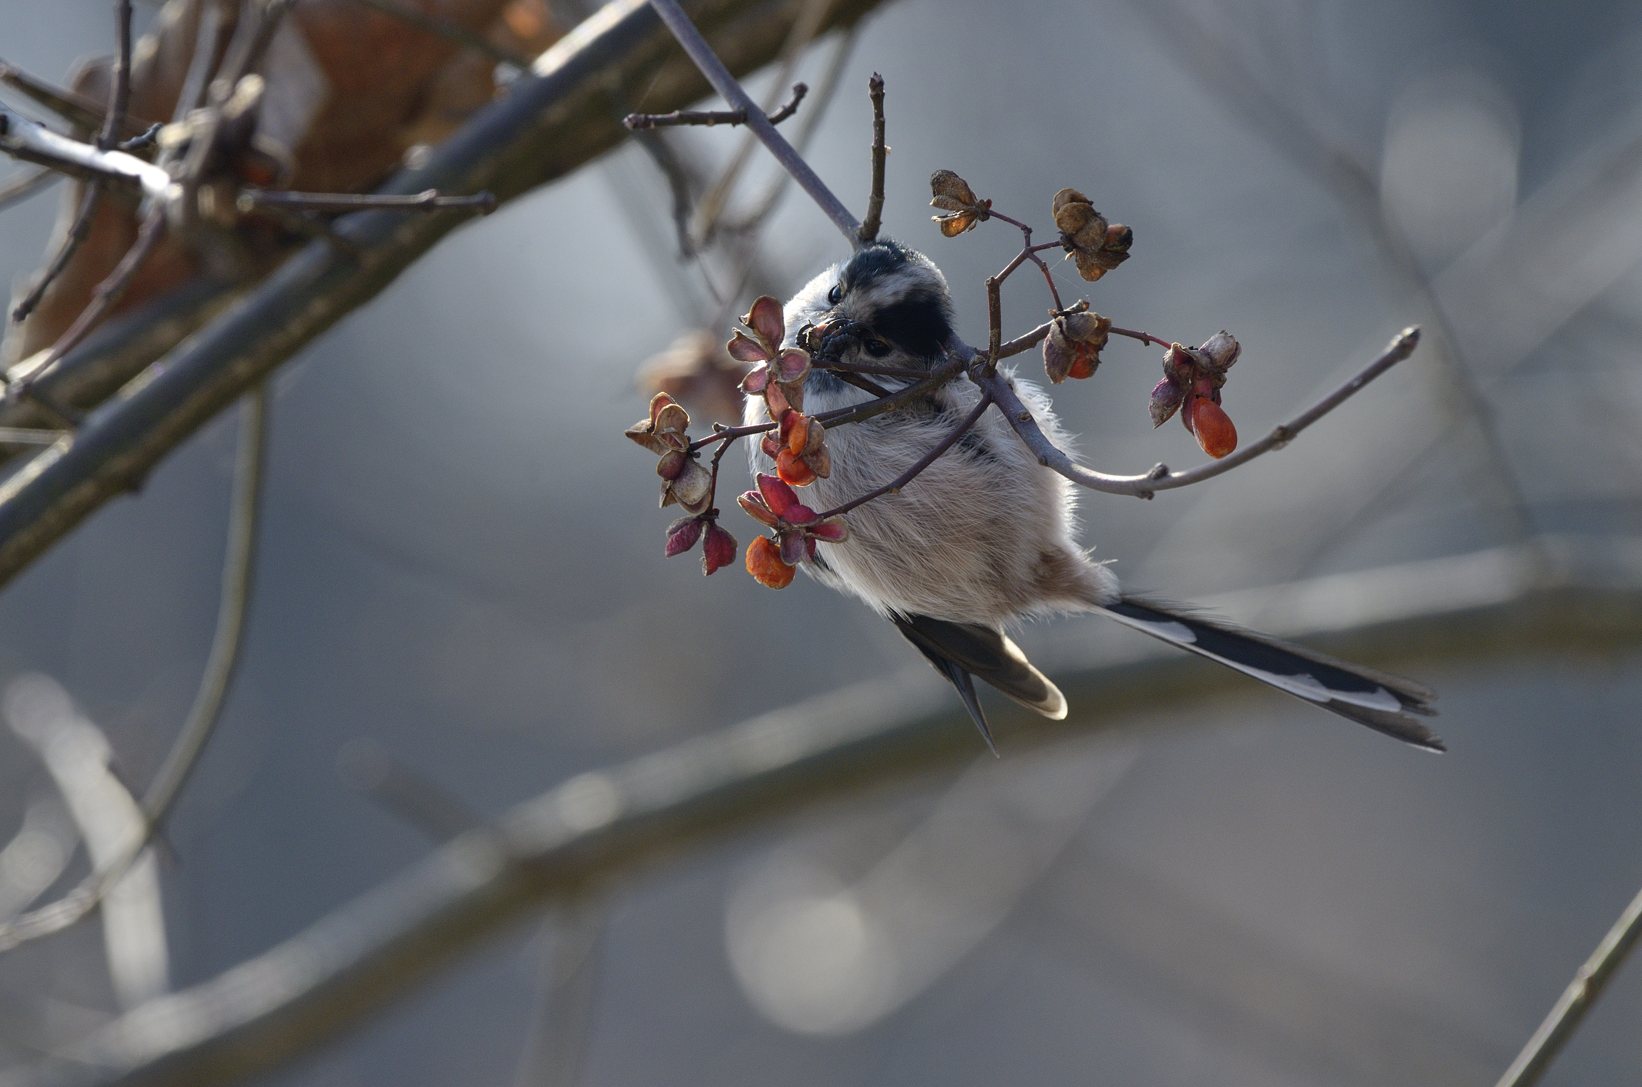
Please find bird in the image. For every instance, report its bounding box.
[746,239,1441,752]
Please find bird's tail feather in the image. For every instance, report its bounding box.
[1094,597,1443,751]
[890,613,1066,753]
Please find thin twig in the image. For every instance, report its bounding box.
[11,182,105,324]
[624,81,807,129]
[1494,882,1642,1087]
[0,166,60,211]
[690,0,834,245]
[820,391,993,518]
[0,108,174,201]
[976,327,1422,499]
[646,0,859,243]
[512,907,607,1087]
[11,4,131,328]
[338,739,487,842]
[0,385,267,955]
[237,188,498,216]
[12,208,167,392]
[985,208,1065,312]
[99,1,136,153]
[817,358,931,380]
[995,318,1054,359]
[857,72,885,243]
[348,0,534,69]
[0,62,153,139]
[116,123,163,154]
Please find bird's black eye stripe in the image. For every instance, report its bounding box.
[868,293,953,358]
[827,284,842,304]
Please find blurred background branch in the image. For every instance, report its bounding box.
[4,537,1640,1086]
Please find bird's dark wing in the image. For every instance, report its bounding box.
[1096,597,1443,751]
[890,613,1067,751]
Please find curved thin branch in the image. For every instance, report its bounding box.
[976,327,1421,499]
[0,386,268,955]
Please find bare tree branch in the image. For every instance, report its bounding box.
[976,327,1421,500]
[2,537,1638,1087]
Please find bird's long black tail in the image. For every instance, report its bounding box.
[1094,597,1443,751]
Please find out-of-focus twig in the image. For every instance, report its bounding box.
[0,386,267,955]
[349,0,534,69]
[856,71,884,243]
[4,677,168,1008]
[512,907,607,1087]
[0,108,172,200]
[0,166,59,211]
[0,61,154,139]
[1494,882,1642,1087]
[1130,0,1540,546]
[978,327,1421,499]
[646,0,859,242]
[624,81,806,128]
[0,0,889,587]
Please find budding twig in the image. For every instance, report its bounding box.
[624,83,808,129]
[975,327,1422,499]
[857,73,886,245]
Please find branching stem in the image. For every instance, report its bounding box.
[645,0,860,243]
[976,327,1422,499]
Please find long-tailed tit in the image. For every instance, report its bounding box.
[748,240,1441,751]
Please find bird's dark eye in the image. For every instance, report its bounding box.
[827,284,842,305]
[863,337,892,358]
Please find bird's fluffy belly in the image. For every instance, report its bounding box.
[752,373,1108,624]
